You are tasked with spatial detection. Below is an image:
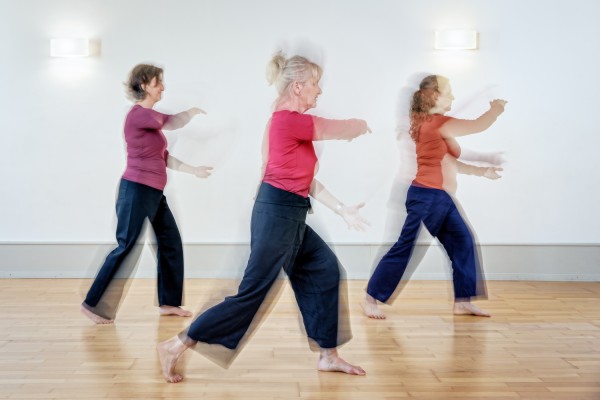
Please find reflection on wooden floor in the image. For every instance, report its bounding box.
[0,279,599,399]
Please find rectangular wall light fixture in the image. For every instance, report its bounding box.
[50,38,90,57]
[434,29,478,50]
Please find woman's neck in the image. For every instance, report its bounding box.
[274,96,308,113]
[137,98,157,109]
[428,107,445,115]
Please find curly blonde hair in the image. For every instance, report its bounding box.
[409,75,448,141]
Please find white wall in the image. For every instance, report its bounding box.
[0,0,599,278]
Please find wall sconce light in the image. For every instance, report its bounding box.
[434,29,478,50]
[50,38,90,57]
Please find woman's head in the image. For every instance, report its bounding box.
[411,75,452,113]
[125,64,164,102]
[266,52,322,110]
[409,75,452,140]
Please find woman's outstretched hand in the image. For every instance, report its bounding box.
[347,122,371,142]
[483,166,503,180]
[482,151,505,166]
[192,166,213,178]
[188,107,207,116]
[489,99,507,112]
[339,202,370,231]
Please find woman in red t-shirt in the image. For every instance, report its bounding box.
[363,75,506,319]
[157,53,370,383]
[81,64,213,324]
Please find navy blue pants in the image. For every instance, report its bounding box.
[367,184,485,302]
[185,183,344,350]
[83,179,184,310]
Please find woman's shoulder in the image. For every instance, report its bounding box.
[418,114,452,142]
[129,104,167,115]
[273,109,303,118]
[127,104,150,117]
[128,104,170,120]
[421,114,452,132]
[272,110,313,124]
[431,114,453,124]
[274,108,315,116]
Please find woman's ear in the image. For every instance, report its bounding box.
[292,81,302,95]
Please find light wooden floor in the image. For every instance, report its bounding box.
[0,279,599,400]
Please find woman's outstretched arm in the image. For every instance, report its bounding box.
[312,116,371,141]
[167,155,213,178]
[440,99,507,138]
[309,179,369,231]
[163,107,206,130]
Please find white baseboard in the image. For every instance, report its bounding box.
[0,242,598,281]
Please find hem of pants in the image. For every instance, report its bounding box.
[81,301,94,310]
[80,301,112,320]
[366,287,392,304]
[158,302,183,307]
[183,333,239,350]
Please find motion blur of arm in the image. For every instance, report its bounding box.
[444,134,504,167]
[167,155,213,178]
[459,148,505,166]
[440,99,507,138]
[260,121,270,179]
[252,122,271,197]
[163,107,206,130]
[456,160,503,180]
[445,138,502,179]
[312,116,371,141]
[309,179,370,231]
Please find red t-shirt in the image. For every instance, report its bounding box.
[262,110,317,197]
[121,105,172,191]
[413,114,453,190]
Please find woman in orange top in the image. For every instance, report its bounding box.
[363,75,506,319]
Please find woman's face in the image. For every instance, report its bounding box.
[143,76,164,103]
[434,83,454,113]
[299,77,322,110]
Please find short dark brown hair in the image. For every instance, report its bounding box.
[125,64,163,101]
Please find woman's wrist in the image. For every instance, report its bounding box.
[180,163,194,174]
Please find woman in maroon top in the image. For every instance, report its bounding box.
[157,53,370,383]
[81,64,212,324]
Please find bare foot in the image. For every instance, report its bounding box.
[80,304,113,324]
[361,294,386,319]
[453,302,491,317]
[159,306,193,318]
[318,349,366,375]
[157,336,188,383]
